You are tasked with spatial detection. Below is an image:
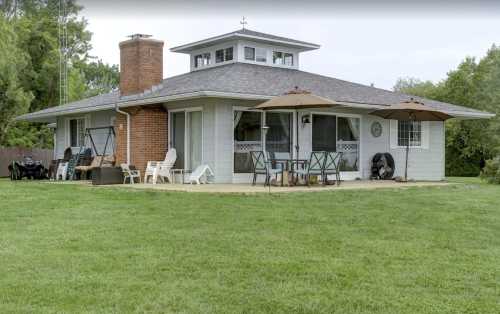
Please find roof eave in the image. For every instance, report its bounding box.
[170,33,320,53]
[16,91,495,122]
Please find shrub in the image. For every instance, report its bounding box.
[480,157,500,184]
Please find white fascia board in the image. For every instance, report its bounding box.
[15,103,116,122]
[171,33,319,53]
[117,91,273,108]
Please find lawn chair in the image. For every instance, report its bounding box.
[293,151,326,186]
[144,148,177,184]
[250,151,283,186]
[323,151,343,185]
[56,162,69,180]
[121,164,141,184]
[187,164,214,184]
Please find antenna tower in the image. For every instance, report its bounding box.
[58,0,69,106]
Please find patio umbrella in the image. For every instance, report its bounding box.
[253,87,339,165]
[370,99,453,181]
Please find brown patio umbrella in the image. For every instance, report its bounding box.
[370,99,453,181]
[253,87,339,164]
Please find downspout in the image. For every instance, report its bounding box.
[115,103,130,164]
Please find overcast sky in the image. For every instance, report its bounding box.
[80,1,500,90]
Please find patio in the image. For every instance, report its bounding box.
[49,180,450,193]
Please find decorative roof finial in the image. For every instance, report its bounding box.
[240,16,248,30]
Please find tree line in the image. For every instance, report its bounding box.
[394,46,500,176]
[0,0,118,148]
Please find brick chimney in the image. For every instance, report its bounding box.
[119,34,164,96]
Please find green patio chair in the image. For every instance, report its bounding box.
[293,151,326,186]
[250,151,283,186]
[323,151,343,185]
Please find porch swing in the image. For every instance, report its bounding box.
[71,126,116,179]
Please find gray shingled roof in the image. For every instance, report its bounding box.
[17,62,491,121]
[170,28,320,52]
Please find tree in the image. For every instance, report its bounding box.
[0,0,119,148]
[393,77,442,100]
[0,13,33,146]
[394,47,500,177]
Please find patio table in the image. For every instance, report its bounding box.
[271,158,308,186]
[170,168,189,184]
[290,159,309,185]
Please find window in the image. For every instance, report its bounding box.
[215,49,224,63]
[284,53,293,66]
[225,47,233,61]
[256,48,267,62]
[244,47,255,61]
[398,120,422,147]
[215,47,234,63]
[273,51,283,64]
[234,111,262,173]
[274,51,294,66]
[266,112,292,154]
[202,53,211,66]
[69,118,85,147]
[312,115,336,151]
[194,53,211,68]
[194,54,203,68]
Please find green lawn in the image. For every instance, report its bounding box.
[1,179,499,313]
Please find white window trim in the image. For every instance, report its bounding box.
[65,115,90,149]
[390,120,429,150]
[244,46,256,61]
[273,50,294,66]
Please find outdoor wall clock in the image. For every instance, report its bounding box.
[371,121,383,137]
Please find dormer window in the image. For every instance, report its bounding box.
[194,52,211,68]
[244,47,255,61]
[244,46,267,62]
[256,48,267,62]
[273,51,294,66]
[215,47,234,63]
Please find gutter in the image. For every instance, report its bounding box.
[114,103,130,165]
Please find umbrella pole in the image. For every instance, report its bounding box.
[295,110,299,184]
[405,116,414,182]
[405,139,409,182]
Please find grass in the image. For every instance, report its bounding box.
[0,178,499,313]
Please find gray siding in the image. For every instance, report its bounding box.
[361,115,445,181]
[54,110,116,158]
[53,98,445,181]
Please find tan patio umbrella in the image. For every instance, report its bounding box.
[370,99,453,181]
[253,87,339,165]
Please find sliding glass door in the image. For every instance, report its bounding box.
[172,112,185,169]
[265,112,292,157]
[171,110,203,170]
[312,114,360,174]
[187,111,202,171]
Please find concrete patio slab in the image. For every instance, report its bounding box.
[97,180,450,194]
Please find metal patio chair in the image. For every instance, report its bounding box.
[250,151,283,186]
[293,151,326,186]
[323,151,343,185]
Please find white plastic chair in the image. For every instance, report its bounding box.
[56,162,68,180]
[144,148,177,184]
[187,164,214,184]
[121,164,141,184]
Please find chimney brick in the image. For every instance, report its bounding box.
[119,36,164,96]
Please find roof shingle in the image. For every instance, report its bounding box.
[17,62,491,121]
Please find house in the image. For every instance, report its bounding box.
[16,28,494,183]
